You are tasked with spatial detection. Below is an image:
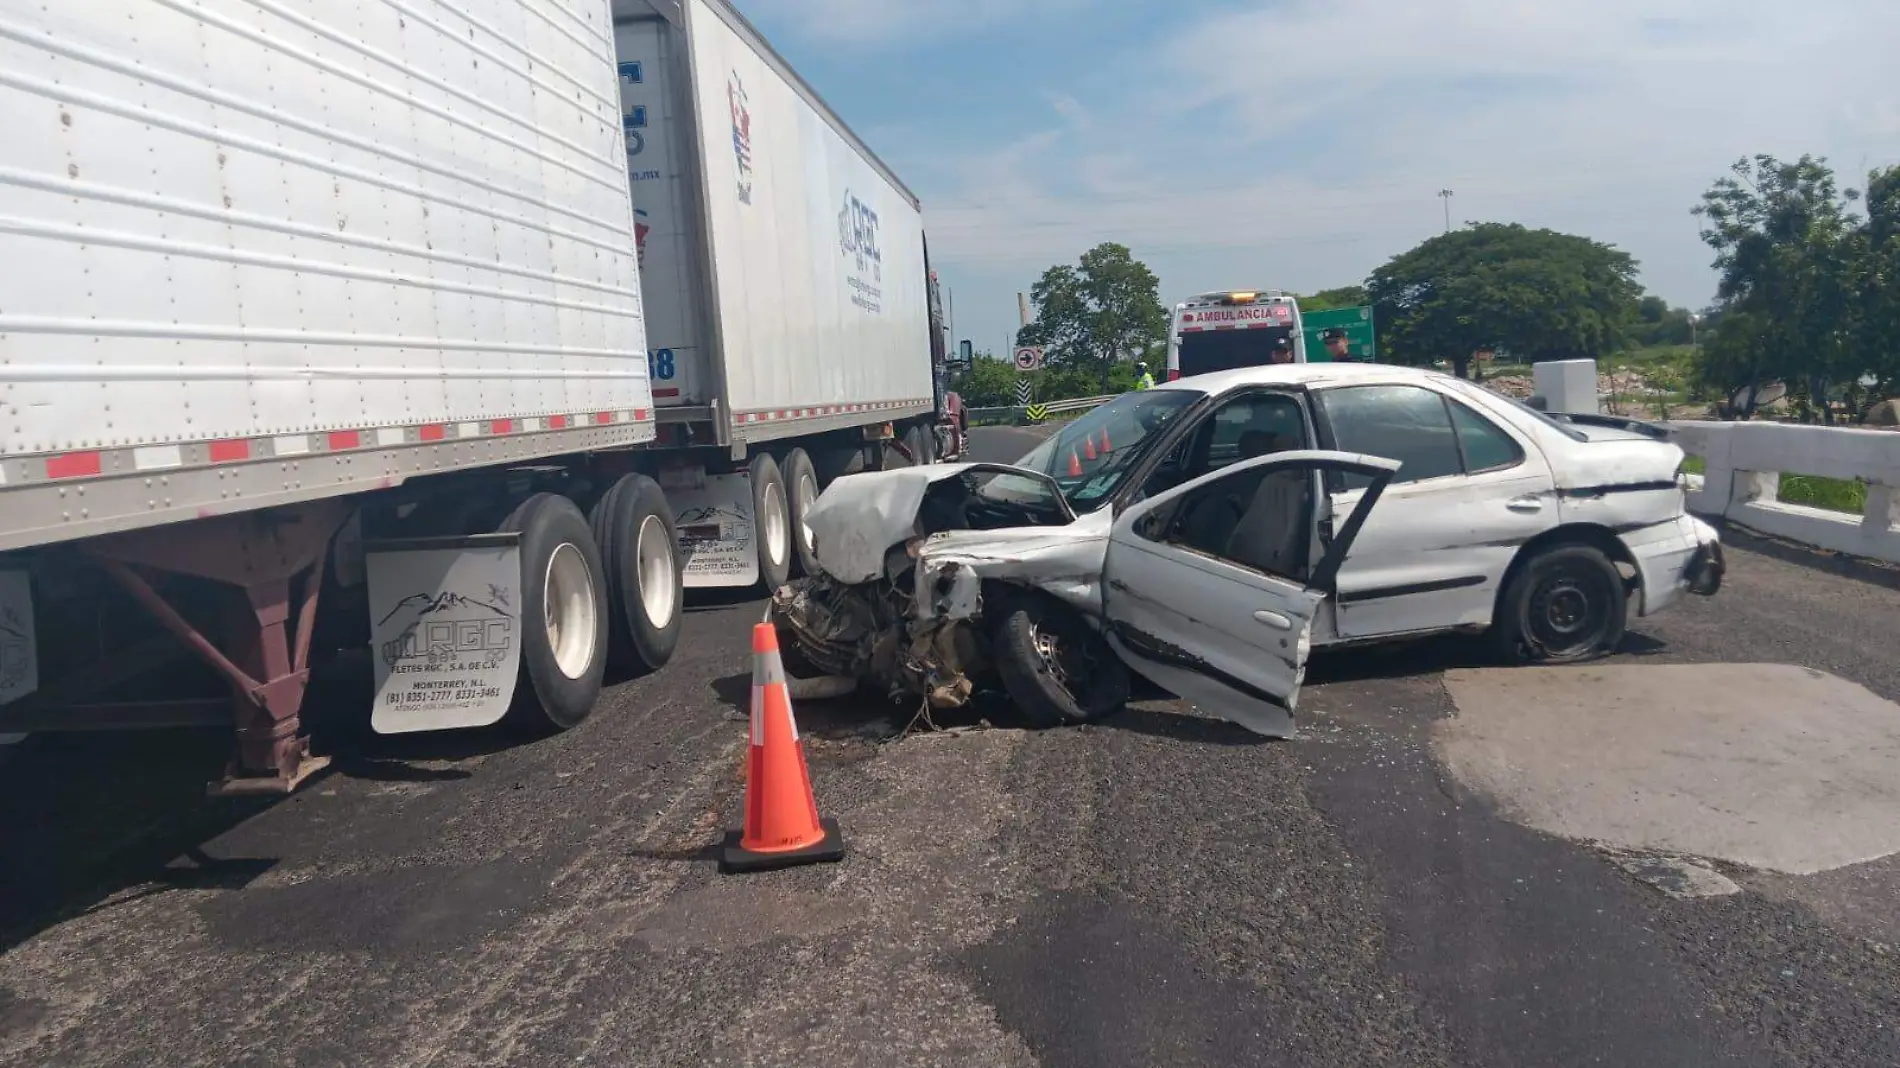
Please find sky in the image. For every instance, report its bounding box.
[738,0,1900,357]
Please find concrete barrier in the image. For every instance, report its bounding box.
[1662,420,1900,564]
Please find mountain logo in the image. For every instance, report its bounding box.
[378,590,514,668]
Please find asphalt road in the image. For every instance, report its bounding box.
[3,424,1899,1068]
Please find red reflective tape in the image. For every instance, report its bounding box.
[45,451,102,479]
[633,408,648,420]
[418,424,446,442]
[594,411,612,425]
[654,387,681,398]
[328,430,361,451]
[548,414,569,429]
[490,419,513,435]
[207,439,250,463]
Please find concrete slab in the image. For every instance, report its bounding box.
[1435,663,1900,875]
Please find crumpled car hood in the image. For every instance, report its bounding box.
[803,463,990,583]
[914,513,1114,617]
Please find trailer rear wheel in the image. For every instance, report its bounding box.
[781,447,823,578]
[749,452,793,592]
[590,474,683,673]
[905,424,936,465]
[503,493,608,731]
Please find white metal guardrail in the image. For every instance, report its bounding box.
[1663,420,1900,564]
[966,395,1117,423]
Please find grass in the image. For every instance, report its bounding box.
[1779,474,1868,514]
[1677,456,1865,514]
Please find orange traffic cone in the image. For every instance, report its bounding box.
[1067,449,1084,476]
[1100,429,1112,452]
[720,624,847,873]
[1084,436,1098,460]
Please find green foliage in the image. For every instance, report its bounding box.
[1300,285,1369,312]
[1631,296,1698,347]
[1779,474,1867,514]
[1365,223,1642,378]
[1017,243,1168,393]
[946,350,1139,409]
[1692,154,1867,423]
[948,352,1021,407]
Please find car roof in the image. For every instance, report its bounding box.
[1155,361,1457,395]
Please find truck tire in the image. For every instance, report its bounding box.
[1493,543,1628,664]
[502,493,609,731]
[993,599,1129,728]
[904,424,935,466]
[812,444,867,487]
[781,447,823,578]
[749,451,794,592]
[590,474,683,673]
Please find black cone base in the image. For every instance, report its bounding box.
[718,817,847,874]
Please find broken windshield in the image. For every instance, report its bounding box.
[1013,389,1201,512]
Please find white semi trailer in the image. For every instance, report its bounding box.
[0,0,949,791]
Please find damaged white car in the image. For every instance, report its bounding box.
[771,363,1724,736]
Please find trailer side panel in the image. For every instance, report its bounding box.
[0,0,654,550]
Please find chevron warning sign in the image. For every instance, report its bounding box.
[1025,403,1049,421]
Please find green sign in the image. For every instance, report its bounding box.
[1303,306,1376,362]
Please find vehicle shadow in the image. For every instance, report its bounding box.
[1301,630,1669,686]
[1102,704,1274,746]
[0,728,280,956]
[0,652,535,957]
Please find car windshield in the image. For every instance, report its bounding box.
[1014,389,1201,511]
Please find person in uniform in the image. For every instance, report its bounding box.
[1268,336,1295,365]
[1134,361,1156,390]
[1321,327,1352,361]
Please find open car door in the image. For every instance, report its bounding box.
[1100,450,1398,736]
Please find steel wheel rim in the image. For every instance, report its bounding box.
[635,514,677,630]
[796,470,819,557]
[762,478,789,568]
[544,542,598,680]
[1528,566,1611,652]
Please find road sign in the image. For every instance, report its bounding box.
[1025,403,1049,421]
[1303,306,1376,362]
[1013,346,1045,371]
[1014,379,1033,406]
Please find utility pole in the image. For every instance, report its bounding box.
[1016,291,1031,329]
[1438,189,1455,233]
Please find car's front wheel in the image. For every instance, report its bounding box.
[993,599,1129,727]
[1494,543,1628,664]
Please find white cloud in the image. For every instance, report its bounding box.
[922,0,1900,317]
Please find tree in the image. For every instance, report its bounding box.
[1631,295,1697,347]
[1365,224,1641,379]
[1300,285,1369,312]
[1693,155,1864,423]
[1017,243,1168,392]
[1854,164,1900,404]
[946,351,1019,408]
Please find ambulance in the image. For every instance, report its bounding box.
[1164,290,1307,380]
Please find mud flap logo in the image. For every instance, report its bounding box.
[366,542,522,734]
[0,572,36,706]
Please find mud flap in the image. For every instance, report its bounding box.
[667,474,761,589]
[0,570,37,710]
[365,535,523,734]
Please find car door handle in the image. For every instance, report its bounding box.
[1253,610,1293,630]
[1505,495,1544,514]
